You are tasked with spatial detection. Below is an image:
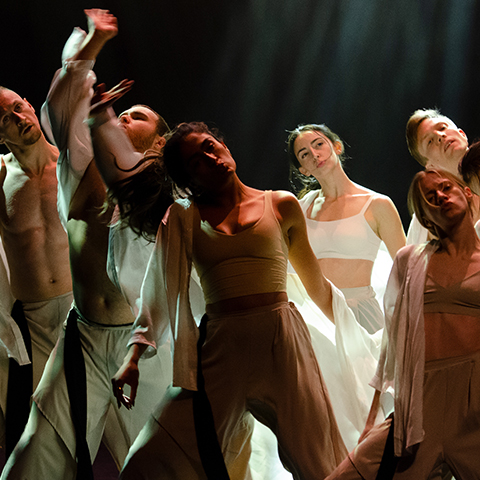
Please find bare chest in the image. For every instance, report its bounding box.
[0,164,59,233]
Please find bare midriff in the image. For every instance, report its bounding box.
[424,312,480,361]
[3,227,72,302]
[206,291,288,315]
[317,258,373,289]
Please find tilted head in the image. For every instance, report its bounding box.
[118,104,170,153]
[286,123,345,197]
[406,109,468,171]
[163,122,234,196]
[0,86,42,150]
[408,168,473,238]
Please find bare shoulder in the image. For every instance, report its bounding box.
[271,190,301,213]
[271,190,303,228]
[369,193,400,218]
[271,189,299,205]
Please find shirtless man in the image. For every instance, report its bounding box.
[1,10,171,479]
[0,86,73,457]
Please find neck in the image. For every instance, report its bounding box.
[425,158,461,177]
[437,215,480,255]
[8,135,57,175]
[314,168,355,199]
[197,174,249,207]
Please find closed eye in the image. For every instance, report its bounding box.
[130,113,148,121]
[204,141,215,153]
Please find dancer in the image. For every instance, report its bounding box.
[285,123,403,450]
[89,84,256,480]
[1,10,171,479]
[405,108,471,244]
[328,169,480,480]
[0,85,73,458]
[112,121,348,479]
[287,124,405,334]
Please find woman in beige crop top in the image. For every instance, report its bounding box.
[327,169,480,479]
[114,122,348,480]
[287,124,406,333]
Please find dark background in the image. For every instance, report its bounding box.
[3,0,480,229]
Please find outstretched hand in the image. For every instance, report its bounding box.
[84,8,118,42]
[90,79,135,115]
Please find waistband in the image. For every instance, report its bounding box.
[69,305,134,330]
[340,285,376,300]
[425,349,480,372]
[21,290,73,308]
[206,301,295,321]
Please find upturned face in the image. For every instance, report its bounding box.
[417,117,468,170]
[294,131,341,177]
[0,90,42,149]
[118,106,161,153]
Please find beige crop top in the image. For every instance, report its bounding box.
[193,191,289,304]
[424,269,480,317]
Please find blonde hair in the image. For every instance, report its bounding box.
[405,108,445,166]
[408,169,470,237]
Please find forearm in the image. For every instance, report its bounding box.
[124,342,148,365]
[365,389,381,429]
[89,109,144,186]
[308,278,334,322]
[75,30,111,61]
[41,59,95,151]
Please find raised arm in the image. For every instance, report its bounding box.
[88,81,147,187]
[76,9,118,61]
[41,9,117,152]
[274,191,334,322]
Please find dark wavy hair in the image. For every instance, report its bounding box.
[459,140,480,187]
[162,122,224,198]
[286,124,346,199]
[109,151,174,241]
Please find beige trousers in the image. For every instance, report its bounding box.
[121,302,347,480]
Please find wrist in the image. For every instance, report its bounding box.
[127,343,146,364]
